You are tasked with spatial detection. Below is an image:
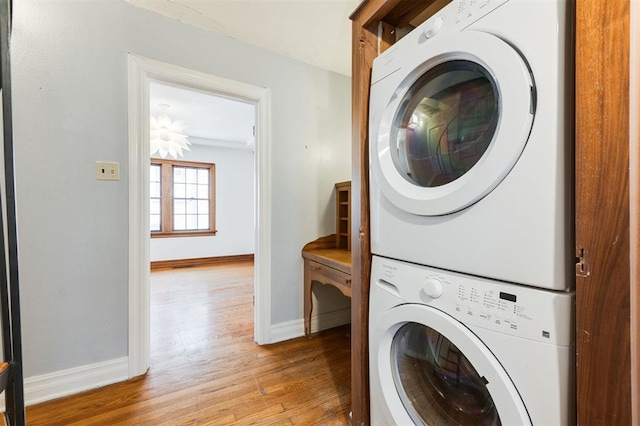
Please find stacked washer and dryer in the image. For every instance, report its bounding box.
[367,0,575,425]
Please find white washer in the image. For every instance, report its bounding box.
[369,256,575,425]
[369,0,573,290]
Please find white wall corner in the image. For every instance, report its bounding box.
[270,308,351,344]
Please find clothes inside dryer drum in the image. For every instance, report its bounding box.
[391,60,499,188]
[391,322,501,425]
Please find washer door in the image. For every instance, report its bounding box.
[372,304,531,425]
[371,31,534,216]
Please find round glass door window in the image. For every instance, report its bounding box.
[391,60,499,188]
[392,322,501,425]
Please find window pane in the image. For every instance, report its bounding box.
[174,200,186,215]
[186,168,197,184]
[150,214,161,232]
[150,164,161,182]
[197,184,209,199]
[186,214,198,230]
[186,183,197,199]
[174,183,185,198]
[150,164,162,232]
[198,200,209,214]
[150,199,161,215]
[198,169,208,183]
[186,199,198,214]
[198,214,209,230]
[150,182,161,198]
[174,167,186,183]
[174,214,186,230]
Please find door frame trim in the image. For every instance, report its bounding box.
[127,54,272,377]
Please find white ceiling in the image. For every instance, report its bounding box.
[150,81,256,150]
[137,0,359,149]
[124,0,360,77]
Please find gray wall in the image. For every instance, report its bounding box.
[12,0,351,378]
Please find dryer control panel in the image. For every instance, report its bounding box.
[371,256,574,346]
[420,0,510,40]
[372,0,509,84]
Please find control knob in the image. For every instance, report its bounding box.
[421,278,443,300]
[423,16,444,39]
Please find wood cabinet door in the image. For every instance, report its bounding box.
[575,1,633,424]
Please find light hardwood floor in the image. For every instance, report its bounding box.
[24,262,352,425]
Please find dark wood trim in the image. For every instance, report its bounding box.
[150,254,254,271]
[631,1,640,423]
[349,2,447,424]
[381,0,443,27]
[150,158,216,169]
[349,19,377,426]
[575,0,632,424]
[350,0,430,29]
[302,234,337,251]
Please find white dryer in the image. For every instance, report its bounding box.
[369,0,573,290]
[369,256,575,425]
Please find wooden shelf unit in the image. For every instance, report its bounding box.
[335,181,351,250]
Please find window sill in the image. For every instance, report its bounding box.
[151,230,218,239]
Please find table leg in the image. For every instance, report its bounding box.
[304,261,313,337]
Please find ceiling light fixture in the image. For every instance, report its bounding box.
[150,104,191,159]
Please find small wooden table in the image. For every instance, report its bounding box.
[302,235,352,337]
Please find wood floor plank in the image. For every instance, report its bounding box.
[23,262,351,425]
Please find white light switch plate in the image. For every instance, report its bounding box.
[96,161,120,181]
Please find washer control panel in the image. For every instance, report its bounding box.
[371,256,574,346]
[454,281,531,334]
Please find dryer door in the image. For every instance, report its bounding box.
[371,31,534,216]
[372,303,531,425]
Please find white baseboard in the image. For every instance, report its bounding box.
[0,356,129,409]
[270,308,351,343]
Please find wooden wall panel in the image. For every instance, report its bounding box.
[575,0,632,424]
[349,21,377,426]
[349,1,445,424]
[631,1,640,423]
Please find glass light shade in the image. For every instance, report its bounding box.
[150,113,191,159]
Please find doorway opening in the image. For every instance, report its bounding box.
[127,55,272,377]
